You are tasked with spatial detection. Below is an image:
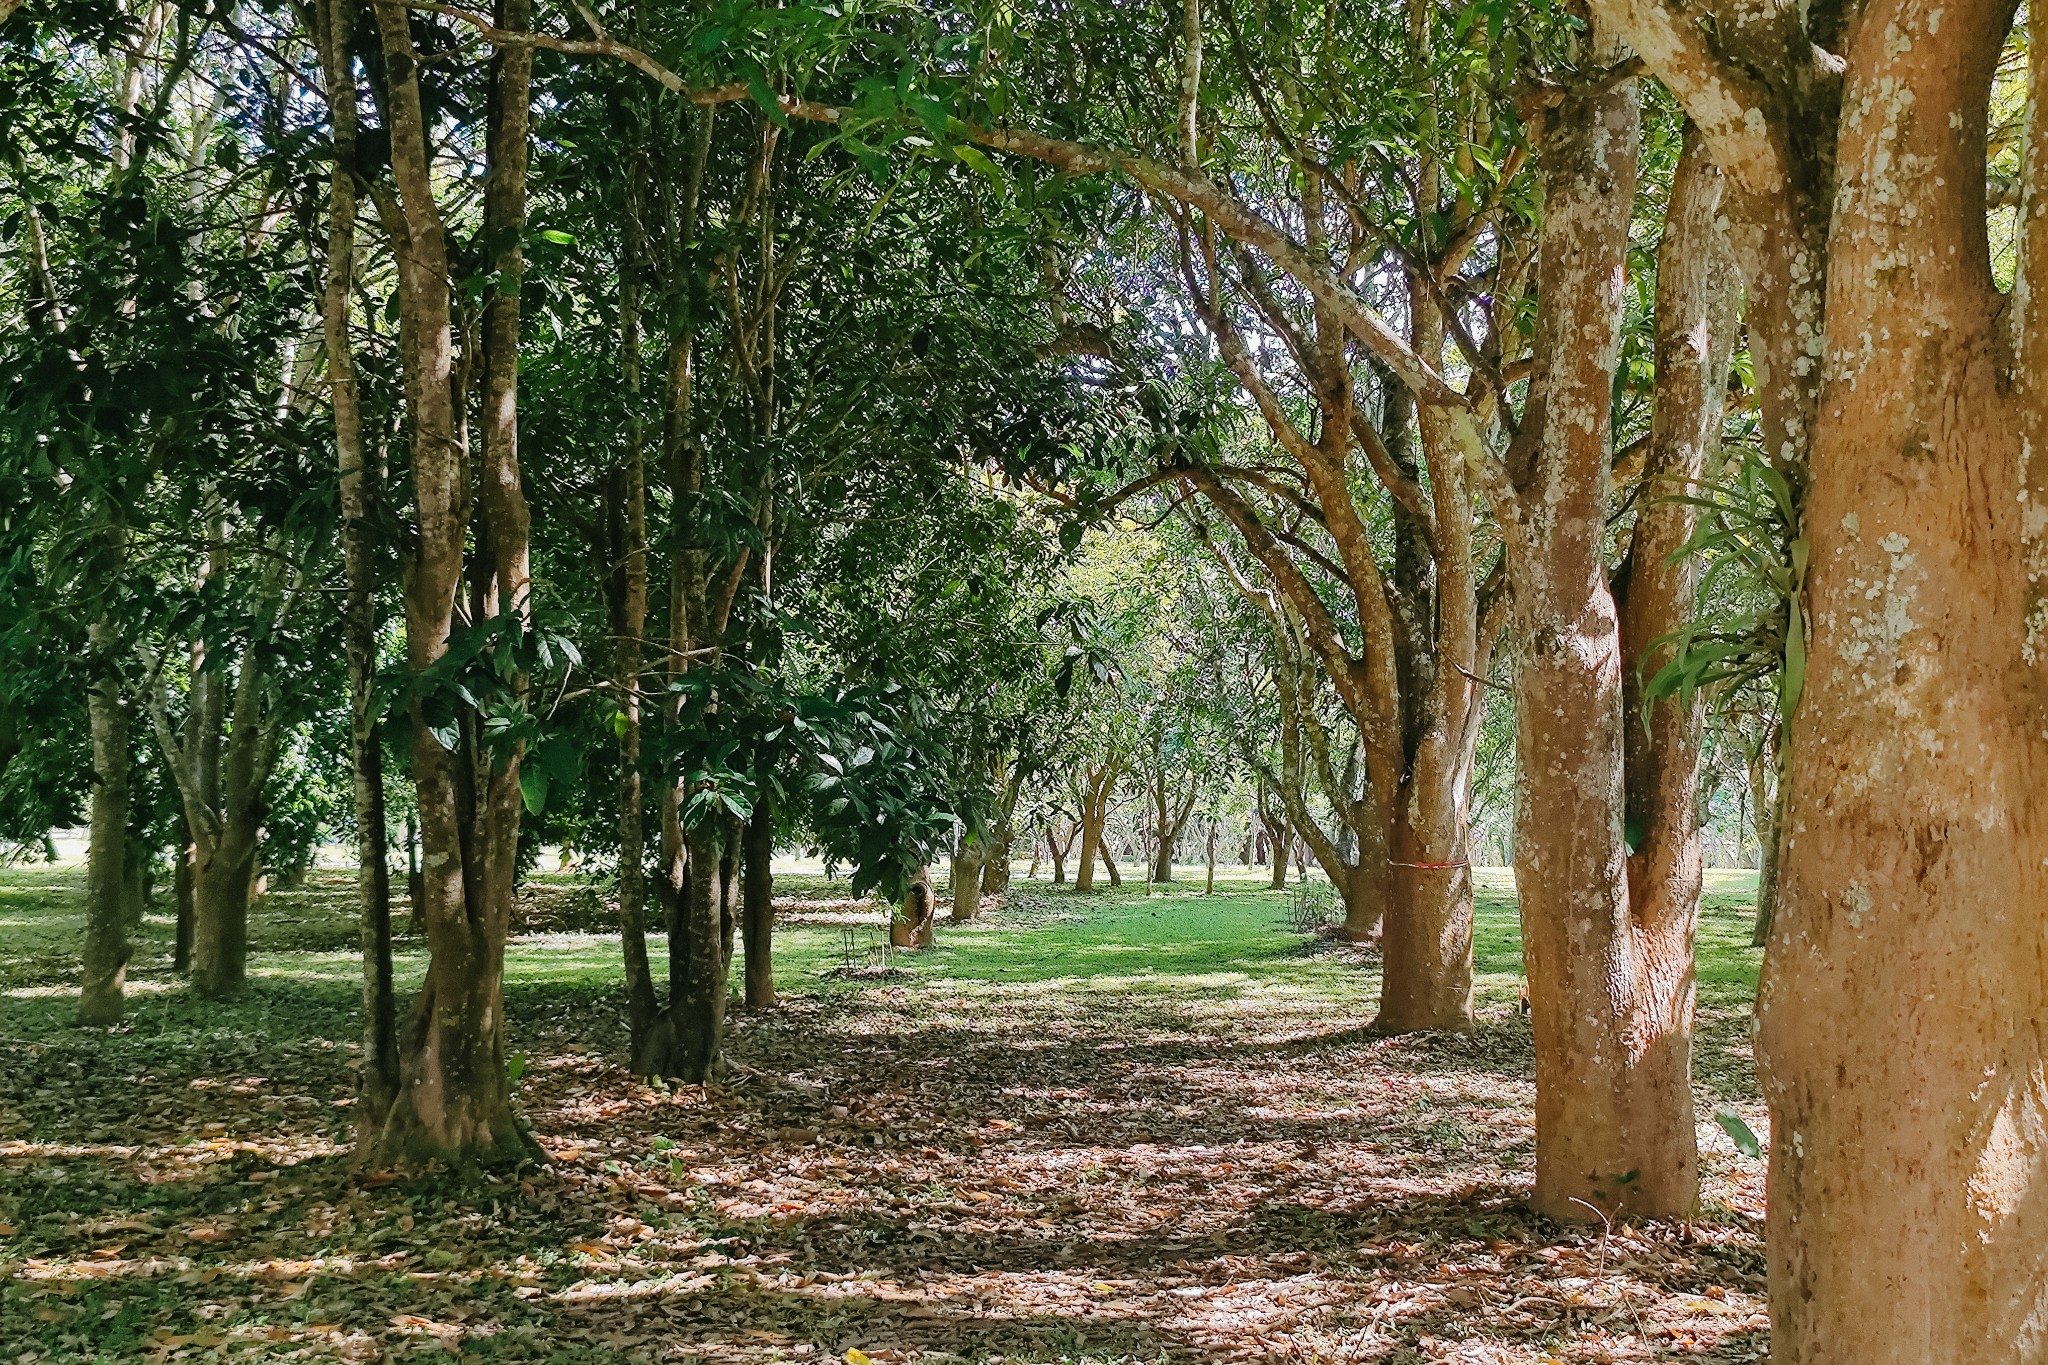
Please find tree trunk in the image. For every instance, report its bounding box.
[1502,65,1693,1221]
[1048,822,1068,884]
[893,865,935,948]
[1374,801,1474,1030]
[741,800,774,1009]
[1074,811,1103,892]
[172,839,194,973]
[1099,832,1123,887]
[1605,125,1737,1200]
[188,818,258,998]
[1204,821,1216,895]
[610,227,662,1061]
[359,0,533,1164]
[1267,820,1288,890]
[950,841,984,922]
[80,611,131,1027]
[1741,4,2048,1354]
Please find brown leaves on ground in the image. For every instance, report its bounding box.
[0,900,1766,1363]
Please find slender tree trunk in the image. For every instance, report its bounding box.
[1048,822,1067,884]
[173,840,195,972]
[1504,65,1693,1220]
[741,800,774,1008]
[1267,819,1288,890]
[610,185,663,1065]
[360,0,533,1163]
[1099,831,1123,887]
[80,611,131,1027]
[1204,821,1216,895]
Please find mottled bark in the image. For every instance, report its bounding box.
[1751,2,2048,1355]
[1503,67,1695,1220]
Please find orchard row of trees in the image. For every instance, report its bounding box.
[5,0,2042,1356]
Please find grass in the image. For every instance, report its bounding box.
[0,858,1769,1363]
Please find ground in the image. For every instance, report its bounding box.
[0,861,1770,1363]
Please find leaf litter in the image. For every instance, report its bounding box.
[0,874,1768,1363]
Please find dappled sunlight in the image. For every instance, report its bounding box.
[0,873,1768,1361]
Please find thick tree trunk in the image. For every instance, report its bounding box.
[741,800,774,1009]
[949,842,984,922]
[188,818,258,998]
[80,612,131,1027]
[1267,822,1288,890]
[1047,821,1068,884]
[1374,801,1472,1030]
[1074,813,1103,892]
[893,865,935,948]
[1505,67,1694,1221]
[664,820,732,1080]
[1743,5,2048,1354]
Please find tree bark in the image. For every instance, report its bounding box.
[741,799,774,1008]
[1502,65,1694,1220]
[609,171,662,1064]
[950,840,985,922]
[893,865,935,948]
[359,0,533,1164]
[1607,125,1737,1203]
[1747,3,2048,1354]
[1072,762,1118,892]
[80,606,131,1027]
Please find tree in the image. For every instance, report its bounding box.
[1594,0,2048,1349]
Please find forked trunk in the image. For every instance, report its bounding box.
[1074,811,1103,892]
[359,0,533,1165]
[1608,126,1738,1205]
[1505,66,1695,1220]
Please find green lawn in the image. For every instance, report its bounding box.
[0,860,1770,1364]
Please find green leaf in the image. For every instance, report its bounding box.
[1714,1106,1763,1157]
[955,144,1006,188]
[748,73,791,129]
[507,1053,528,1087]
[520,766,550,815]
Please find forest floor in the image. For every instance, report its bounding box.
[0,862,1770,1364]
